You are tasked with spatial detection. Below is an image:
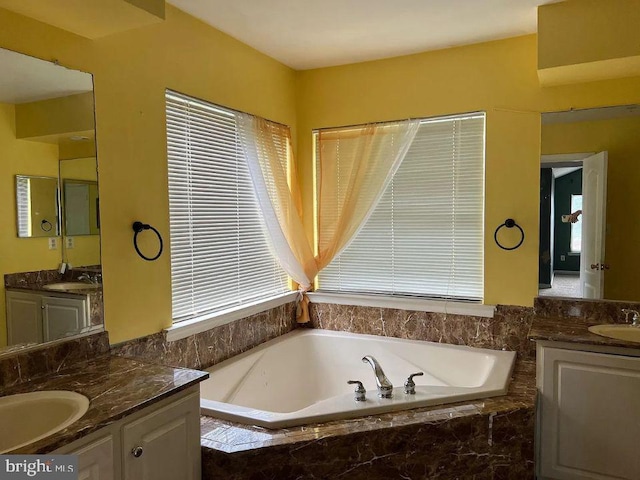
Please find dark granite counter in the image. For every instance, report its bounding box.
[529,316,640,350]
[0,355,208,454]
[200,360,535,479]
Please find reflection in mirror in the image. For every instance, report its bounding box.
[538,104,640,303]
[15,175,60,237]
[0,47,102,352]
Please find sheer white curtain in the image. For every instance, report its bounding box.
[236,114,420,322]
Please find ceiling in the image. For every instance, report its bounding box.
[169,0,562,70]
[0,48,93,104]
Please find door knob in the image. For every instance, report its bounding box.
[132,446,143,458]
[590,264,600,270]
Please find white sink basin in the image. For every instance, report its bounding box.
[0,391,90,453]
[588,324,640,343]
[43,282,101,291]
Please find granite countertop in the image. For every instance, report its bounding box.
[529,316,640,350]
[200,359,535,454]
[0,355,208,454]
[7,285,101,296]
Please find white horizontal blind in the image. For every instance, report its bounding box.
[318,114,485,300]
[166,90,289,323]
[16,176,30,237]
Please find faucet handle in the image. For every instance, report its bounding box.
[404,372,424,395]
[622,309,640,325]
[347,380,366,402]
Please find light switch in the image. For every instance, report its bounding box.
[48,237,58,250]
[65,237,75,249]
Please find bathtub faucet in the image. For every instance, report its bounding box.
[362,355,393,398]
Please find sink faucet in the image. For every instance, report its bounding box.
[78,273,101,284]
[622,309,640,327]
[362,355,393,398]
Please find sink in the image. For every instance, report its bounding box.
[0,391,90,453]
[43,282,101,291]
[588,324,640,343]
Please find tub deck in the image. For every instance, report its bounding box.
[200,359,535,479]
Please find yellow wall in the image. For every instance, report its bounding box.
[2,4,640,345]
[0,5,297,343]
[0,102,60,346]
[542,116,640,301]
[295,35,640,307]
[538,0,640,85]
[16,92,95,139]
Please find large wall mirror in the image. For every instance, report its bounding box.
[0,47,102,352]
[538,104,640,303]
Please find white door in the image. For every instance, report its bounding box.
[73,435,115,480]
[580,151,607,299]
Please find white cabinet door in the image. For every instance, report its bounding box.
[73,435,115,480]
[539,347,640,479]
[42,295,88,342]
[122,391,200,480]
[6,290,43,345]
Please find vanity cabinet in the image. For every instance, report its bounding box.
[5,290,88,345]
[55,387,200,480]
[537,344,640,480]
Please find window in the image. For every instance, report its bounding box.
[166,90,289,323]
[570,194,582,253]
[316,113,485,301]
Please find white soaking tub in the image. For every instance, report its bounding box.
[200,329,516,429]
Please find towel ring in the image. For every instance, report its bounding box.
[40,219,53,232]
[494,218,524,251]
[132,221,163,261]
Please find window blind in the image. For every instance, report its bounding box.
[166,90,289,323]
[317,113,485,301]
[16,176,30,237]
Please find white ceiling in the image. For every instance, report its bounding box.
[0,48,93,104]
[169,0,562,70]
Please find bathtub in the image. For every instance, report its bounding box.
[200,329,516,429]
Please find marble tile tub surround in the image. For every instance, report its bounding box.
[0,331,109,390]
[200,360,535,479]
[111,301,297,370]
[309,302,537,359]
[0,355,208,454]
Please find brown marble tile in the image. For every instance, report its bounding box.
[200,361,535,479]
[112,302,297,370]
[0,332,110,389]
[309,303,536,359]
[0,355,208,454]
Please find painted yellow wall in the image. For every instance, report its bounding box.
[16,92,95,140]
[542,116,640,301]
[0,102,60,347]
[0,5,297,343]
[295,34,640,307]
[538,0,640,85]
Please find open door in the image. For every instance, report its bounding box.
[580,151,608,299]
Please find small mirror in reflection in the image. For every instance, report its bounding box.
[15,175,59,238]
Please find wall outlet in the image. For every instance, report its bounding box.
[560,254,566,261]
[48,237,58,250]
[65,236,75,249]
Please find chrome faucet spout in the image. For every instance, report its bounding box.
[362,355,393,398]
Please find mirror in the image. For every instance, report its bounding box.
[0,47,102,351]
[538,104,640,303]
[15,175,60,237]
